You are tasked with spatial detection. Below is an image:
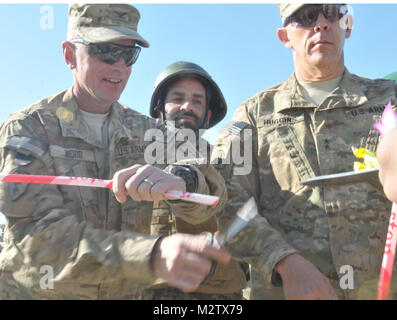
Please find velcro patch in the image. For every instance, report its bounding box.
[14,153,34,166]
[344,105,386,119]
[49,145,95,162]
[263,117,294,126]
[1,136,45,158]
[222,121,249,136]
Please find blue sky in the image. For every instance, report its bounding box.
[0,3,397,223]
[1,3,397,142]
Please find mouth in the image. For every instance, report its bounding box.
[178,115,197,122]
[313,40,332,46]
[169,111,200,124]
[103,77,123,84]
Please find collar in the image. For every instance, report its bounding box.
[58,87,123,148]
[274,69,369,114]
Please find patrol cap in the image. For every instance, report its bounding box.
[277,3,306,25]
[150,61,227,128]
[68,4,149,47]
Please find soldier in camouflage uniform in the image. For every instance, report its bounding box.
[378,129,397,202]
[0,224,3,252]
[132,61,247,299]
[212,3,397,299]
[377,74,397,202]
[0,4,230,299]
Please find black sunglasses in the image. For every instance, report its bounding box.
[70,39,141,67]
[284,4,347,28]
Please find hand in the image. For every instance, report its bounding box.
[377,128,397,202]
[113,164,186,203]
[275,253,338,300]
[151,233,231,292]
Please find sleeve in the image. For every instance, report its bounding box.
[0,114,161,291]
[211,100,297,289]
[165,158,227,225]
[150,120,227,225]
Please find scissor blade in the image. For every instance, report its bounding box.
[300,167,380,188]
[217,197,258,245]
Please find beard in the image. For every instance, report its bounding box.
[166,110,203,131]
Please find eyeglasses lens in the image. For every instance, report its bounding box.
[287,4,345,27]
[88,43,141,67]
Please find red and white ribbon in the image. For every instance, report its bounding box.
[378,202,397,300]
[0,173,218,207]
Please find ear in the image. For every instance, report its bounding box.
[277,27,293,49]
[207,109,212,122]
[344,14,354,39]
[154,108,161,119]
[62,41,76,69]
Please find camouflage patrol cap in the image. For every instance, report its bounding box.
[68,4,149,47]
[277,3,306,25]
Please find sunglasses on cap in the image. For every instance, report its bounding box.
[284,4,347,28]
[70,39,141,67]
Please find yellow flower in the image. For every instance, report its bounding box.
[352,147,379,171]
[354,161,366,171]
[352,147,367,159]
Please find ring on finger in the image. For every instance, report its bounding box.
[143,178,155,186]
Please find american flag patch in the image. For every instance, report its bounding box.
[222,121,249,135]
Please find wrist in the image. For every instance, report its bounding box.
[150,236,164,277]
[274,253,300,282]
[164,165,198,192]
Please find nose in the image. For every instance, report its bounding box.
[314,13,329,32]
[111,57,130,69]
[180,100,193,112]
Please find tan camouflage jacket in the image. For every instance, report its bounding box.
[148,142,246,296]
[0,88,226,299]
[212,70,397,299]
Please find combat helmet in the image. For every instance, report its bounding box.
[150,61,227,129]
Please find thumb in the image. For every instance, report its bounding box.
[184,234,231,265]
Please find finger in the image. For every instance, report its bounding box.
[147,184,162,202]
[177,251,212,275]
[125,175,144,202]
[137,172,167,202]
[137,178,155,202]
[149,179,181,201]
[150,176,186,201]
[166,256,212,292]
[125,165,159,201]
[183,234,231,265]
[134,167,185,202]
[145,180,164,202]
[174,275,203,293]
[168,276,199,293]
[162,243,212,276]
[168,266,208,291]
[112,164,141,203]
[202,246,230,265]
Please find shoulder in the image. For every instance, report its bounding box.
[347,72,397,99]
[348,72,394,87]
[242,81,286,109]
[116,103,159,129]
[0,90,67,137]
[21,90,67,117]
[233,78,290,124]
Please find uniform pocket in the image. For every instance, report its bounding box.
[49,145,103,226]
